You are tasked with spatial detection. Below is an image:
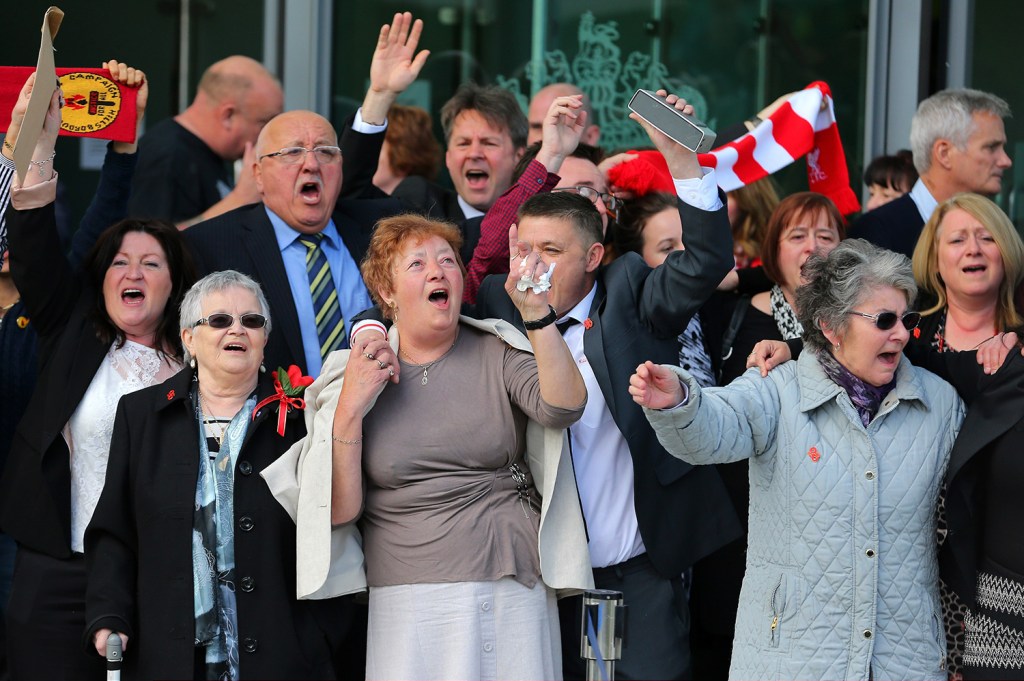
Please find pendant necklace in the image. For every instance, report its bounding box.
[399,333,458,386]
[197,386,229,453]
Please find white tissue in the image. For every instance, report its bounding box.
[516,262,556,293]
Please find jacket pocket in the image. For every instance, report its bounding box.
[768,574,786,648]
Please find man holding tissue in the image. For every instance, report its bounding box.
[472,89,742,680]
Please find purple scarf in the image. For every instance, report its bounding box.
[816,351,896,427]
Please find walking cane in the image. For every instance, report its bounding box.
[580,589,627,681]
[106,632,123,681]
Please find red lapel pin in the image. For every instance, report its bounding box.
[808,446,821,462]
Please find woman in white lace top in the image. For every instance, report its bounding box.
[0,69,196,679]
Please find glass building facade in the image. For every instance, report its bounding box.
[5,0,1021,226]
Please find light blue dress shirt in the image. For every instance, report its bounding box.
[266,207,372,377]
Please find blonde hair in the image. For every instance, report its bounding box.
[912,192,1024,330]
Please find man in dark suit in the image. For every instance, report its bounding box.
[474,92,743,680]
[184,13,427,378]
[183,110,399,378]
[850,88,1011,258]
[392,83,527,222]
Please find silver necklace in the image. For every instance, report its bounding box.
[197,387,229,451]
[399,335,458,385]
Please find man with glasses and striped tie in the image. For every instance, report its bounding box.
[184,12,426,378]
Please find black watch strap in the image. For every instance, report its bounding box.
[523,305,558,330]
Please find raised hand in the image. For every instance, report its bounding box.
[536,94,587,172]
[629,360,685,409]
[4,72,37,158]
[503,222,554,323]
[370,12,429,95]
[103,60,148,153]
[362,12,430,124]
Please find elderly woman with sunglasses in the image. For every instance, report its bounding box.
[629,239,965,681]
[84,270,347,680]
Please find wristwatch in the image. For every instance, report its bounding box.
[523,305,557,330]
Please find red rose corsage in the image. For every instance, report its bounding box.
[254,365,314,436]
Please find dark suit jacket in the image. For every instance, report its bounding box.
[184,198,403,374]
[391,175,466,222]
[939,351,1024,621]
[847,193,925,259]
[475,197,744,577]
[84,368,347,680]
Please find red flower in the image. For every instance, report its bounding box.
[807,446,821,462]
[166,389,175,400]
[583,318,593,330]
[254,365,312,436]
[286,365,315,391]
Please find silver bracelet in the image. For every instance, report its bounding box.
[331,434,362,445]
[29,151,56,178]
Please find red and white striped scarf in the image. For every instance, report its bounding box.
[698,81,860,214]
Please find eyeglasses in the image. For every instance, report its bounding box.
[849,310,922,331]
[193,313,268,330]
[553,186,622,214]
[258,146,342,165]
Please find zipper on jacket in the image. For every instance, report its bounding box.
[769,579,783,648]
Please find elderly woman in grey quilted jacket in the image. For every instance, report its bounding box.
[629,238,965,681]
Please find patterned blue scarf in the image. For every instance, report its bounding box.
[193,379,255,681]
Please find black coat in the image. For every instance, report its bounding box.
[0,201,115,557]
[84,368,348,680]
[391,175,466,222]
[939,351,1024,617]
[475,196,744,577]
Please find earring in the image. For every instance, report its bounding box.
[189,357,196,369]
[833,342,841,352]
[259,363,266,374]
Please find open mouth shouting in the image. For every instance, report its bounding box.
[465,168,490,191]
[298,177,323,204]
[223,341,249,354]
[121,288,145,305]
[428,287,451,309]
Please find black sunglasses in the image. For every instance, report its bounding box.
[193,313,267,330]
[849,310,921,331]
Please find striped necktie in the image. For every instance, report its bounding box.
[296,233,347,357]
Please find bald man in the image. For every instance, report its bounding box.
[527,83,600,146]
[128,56,284,226]
[183,110,405,379]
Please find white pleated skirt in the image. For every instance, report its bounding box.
[366,577,562,681]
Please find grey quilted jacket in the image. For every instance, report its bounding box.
[645,352,964,681]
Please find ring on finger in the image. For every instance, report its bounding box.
[377,359,387,370]
[364,352,375,361]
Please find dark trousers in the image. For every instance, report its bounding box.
[0,532,14,681]
[6,547,105,681]
[559,553,691,681]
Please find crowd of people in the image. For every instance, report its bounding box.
[0,9,1022,681]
